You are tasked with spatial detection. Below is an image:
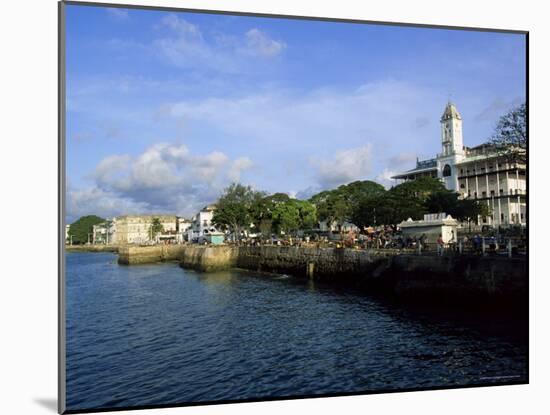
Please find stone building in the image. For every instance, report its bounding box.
[392,102,526,227]
[115,215,178,245]
[92,221,116,244]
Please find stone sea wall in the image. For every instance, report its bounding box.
[116,244,527,305]
[66,244,119,253]
[117,245,187,265]
[180,245,527,304]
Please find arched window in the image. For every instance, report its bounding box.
[443,164,452,177]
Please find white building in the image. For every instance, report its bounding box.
[319,220,359,233]
[188,205,218,240]
[399,213,458,245]
[177,217,192,242]
[392,102,526,227]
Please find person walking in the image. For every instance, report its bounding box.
[437,234,445,256]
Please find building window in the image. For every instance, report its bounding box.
[443,164,452,177]
[482,191,486,197]
[500,189,504,194]
[501,213,504,221]
[490,190,495,196]
[521,213,524,220]
[460,183,465,189]
[460,169,464,174]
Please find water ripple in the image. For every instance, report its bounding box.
[65,252,527,411]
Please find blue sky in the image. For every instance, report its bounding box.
[65,4,526,222]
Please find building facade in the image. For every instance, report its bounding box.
[392,102,526,227]
[188,205,218,240]
[92,220,116,244]
[115,215,179,245]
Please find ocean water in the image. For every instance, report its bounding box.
[65,252,527,411]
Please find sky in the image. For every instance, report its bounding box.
[65,4,526,223]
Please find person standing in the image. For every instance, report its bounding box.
[437,234,445,256]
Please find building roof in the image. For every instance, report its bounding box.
[391,158,437,179]
[441,102,462,121]
[399,215,458,228]
[391,165,437,179]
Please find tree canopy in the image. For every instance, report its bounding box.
[490,103,527,164]
[349,177,489,229]
[150,217,164,239]
[250,192,317,236]
[212,183,265,239]
[309,180,385,228]
[68,215,105,244]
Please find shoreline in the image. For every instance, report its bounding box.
[110,244,527,309]
[66,244,119,253]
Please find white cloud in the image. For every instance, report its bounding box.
[244,29,286,57]
[67,187,149,224]
[375,168,399,189]
[312,144,374,188]
[162,79,447,191]
[67,143,254,221]
[106,8,129,19]
[228,157,253,182]
[160,14,202,38]
[154,14,285,71]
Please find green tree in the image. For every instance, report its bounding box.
[212,183,265,241]
[350,178,450,229]
[150,217,164,240]
[297,200,317,230]
[490,103,527,164]
[272,200,301,234]
[250,193,317,236]
[389,176,447,202]
[457,198,491,225]
[68,215,105,244]
[426,190,491,223]
[310,180,385,229]
[352,192,426,228]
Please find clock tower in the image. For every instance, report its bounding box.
[440,101,464,157]
[437,102,466,192]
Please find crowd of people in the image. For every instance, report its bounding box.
[230,228,526,257]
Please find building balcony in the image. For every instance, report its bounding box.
[457,167,526,180]
[463,190,526,201]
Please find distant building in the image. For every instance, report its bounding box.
[65,224,71,244]
[319,220,359,233]
[177,218,192,242]
[189,205,218,240]
[91,220,117,244]
[392,102,526,227]
[399,213,458,245]
[115,215,178,245]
